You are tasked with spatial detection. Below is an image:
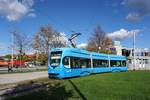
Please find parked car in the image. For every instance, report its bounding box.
[25,62,35,67]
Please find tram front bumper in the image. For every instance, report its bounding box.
[48,73,59,78]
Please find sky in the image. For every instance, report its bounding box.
[0,0,150,55]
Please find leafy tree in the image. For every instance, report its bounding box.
[36,52,48,65]
[4,54,11,60]
[16,54,30,61]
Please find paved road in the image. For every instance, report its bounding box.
[0,66,47,73]
[0,71,48,84]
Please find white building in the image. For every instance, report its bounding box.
[114,41,122,56]
[114,41,150,70]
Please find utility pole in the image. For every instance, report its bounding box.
[11,31,14,68]
[133,32,136,70]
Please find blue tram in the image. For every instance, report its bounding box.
[48,48,128,79]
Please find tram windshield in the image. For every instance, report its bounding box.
[50,51,62,67]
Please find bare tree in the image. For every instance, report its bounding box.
[11,30,30,59]
[32,25,67,65]
[87,25,113,52]
[87,26,106,51]
[32,25,67,54]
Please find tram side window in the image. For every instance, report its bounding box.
[111,60,122,67]
[63,57,70,68]
[93,60,98,67]
[80,58,91,68]
[101,60,109,67]
[111,60,116,67]
[70,57,91,68]
[71,57,81,68]
[93,59,108,67]
[117,61,121,66]
[122,61,126,66]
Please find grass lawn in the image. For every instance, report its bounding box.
[7,71,150,100]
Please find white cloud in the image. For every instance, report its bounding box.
[107,29,141,40]
[126,13,141,22]
[28,13,36,17]
[77,43,87,48]
[122,0,150,22]
[0,0,35,21]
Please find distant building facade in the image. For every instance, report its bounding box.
[114,41,150,70]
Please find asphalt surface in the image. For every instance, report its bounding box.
[0,71,48,85]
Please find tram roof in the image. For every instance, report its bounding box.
[50,48,126,60]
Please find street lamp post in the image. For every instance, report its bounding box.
[98,47,101,53]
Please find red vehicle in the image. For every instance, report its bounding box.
[9,60,26,68]
[0,60,8,67]
[0,58,26,68]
